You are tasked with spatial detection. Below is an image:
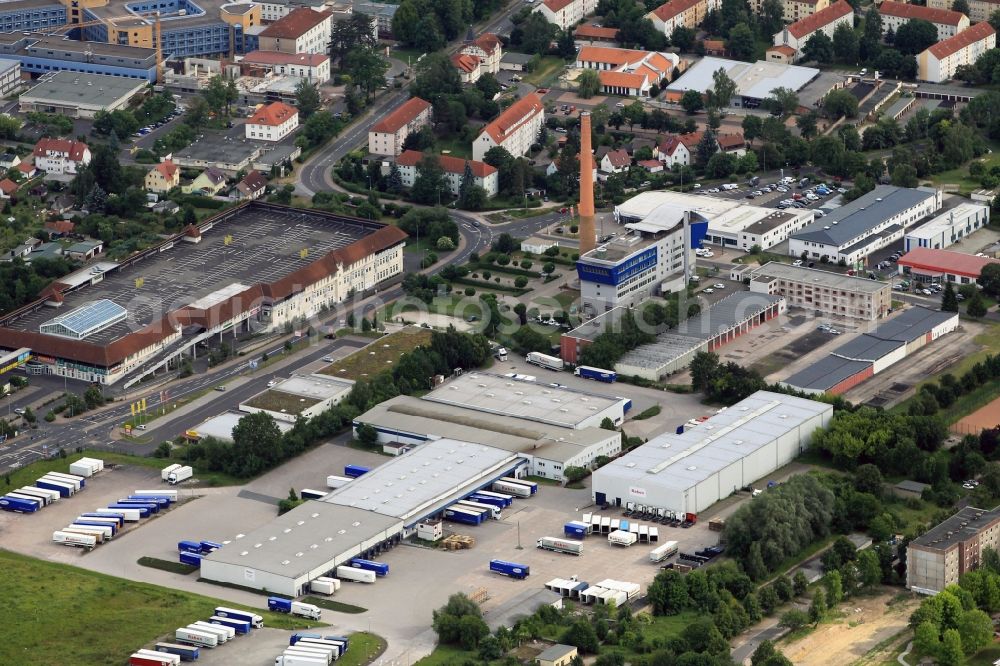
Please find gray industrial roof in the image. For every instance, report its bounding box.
[565,306,628,343]
[322,438,521,521]
[780,355,871,392]
[911,506,1000,551]
[791,186,935,247]
[358,395,618,464]
[595,391,832,492]
[831,335,903,362]
[666,57,819,100]
[202,502,401,577]
[424,372,625,429]
[20,71,146,107]
[751,262,889,294]
[271,373,354,399]
[868,306,956,343]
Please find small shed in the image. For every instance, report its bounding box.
[536,644,578,666]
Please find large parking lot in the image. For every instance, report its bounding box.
[700,178,844,213]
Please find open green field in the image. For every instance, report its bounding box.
[524,56,566,87]
[929,142,1000,193]
[2,450,172,490]
[0,550,323,665]
[319,327,432,380]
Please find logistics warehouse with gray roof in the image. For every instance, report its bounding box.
[0,202,408,387]
[200,438,526,596]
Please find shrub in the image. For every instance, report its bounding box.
[464,287,475,296]
[514,276,528,288]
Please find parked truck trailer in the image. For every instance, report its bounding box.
[267,597,322,619]
[536,536,583,555]
[489,559,529,579]
[213,607,264,628]
[608,530,638,547]
[52,530,96,549]
[491,480,532,498]
[349,558,389,576]
[574,365,616,382]
[336,565,376,583]
[174,627,218,648]
[526,351,564,370]
[325,475,351,489]
[153,643,200,661]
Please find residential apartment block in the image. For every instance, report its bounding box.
[918,21,996,83]
[771,0,854,62]
[368,97,433,156]
[748,262,891,321]
[908,507,1000,595]
[878,1,968,42]
[32,138,90,175]
[245,101,299,142]
[395,150,499,198]
[646,0,710,36]
[575,46,679,97]
[472,93,545,162]
[257,8,332,55]
[534,0,598,30]
[751,0,829,23]
[927,0,995,23]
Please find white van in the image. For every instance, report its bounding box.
[721,183,738,190]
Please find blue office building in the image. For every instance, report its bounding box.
[0,0,66,34]
[0,33,159,81]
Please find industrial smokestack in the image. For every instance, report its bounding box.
[578,112,596,255]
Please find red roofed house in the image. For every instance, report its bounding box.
[573,24,620,46]
[45,220,75,236]
[16,161,36,178]
[638,159,664,173]
[236,170,268,201]
[878,1,968,41]
[898,247,1000,286]
[368,97,433,156]
[451,53,483,84]
[145,159,179,193]
[33,138,91,175]
[246,101,299,142]
[717,132,746,156]
[257,7,332,55]
[918,21,996,83]
[241,50,331,82]
[395,150,499,198]
[646,0,709,35]
[600,149,631,175]
[575,46,679,96]
[772,0,854,62]
[0,178,17,199]
[472,93,545,161]
[457,33,503,80]
[535,0,598,30]
[656,132,703,167]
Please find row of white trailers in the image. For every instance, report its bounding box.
[582,513,660,543]
[545,578,642,607]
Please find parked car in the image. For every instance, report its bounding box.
[713,283,725,289]
[703,288,715,294]
[792,259,803,266]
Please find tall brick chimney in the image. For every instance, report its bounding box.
[578,111,596,255]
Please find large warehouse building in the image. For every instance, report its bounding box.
[591,391,833,515]
[200,438,525,596]
[0,202,407,387]
[779,306,958,395]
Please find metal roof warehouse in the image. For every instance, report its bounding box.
[201,438,524,596]
[591,391,833,516]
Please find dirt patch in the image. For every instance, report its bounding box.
[780,590,919,666]
[955,394,1000,433]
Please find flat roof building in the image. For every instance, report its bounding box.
[591,391,833,515]
[615,292,786,380]
[560,306,627,364]
[898,246,1000,285]
[0,33,159,81]
[904,202,990,253]
[748,262,891,320]
[907,506,1000,594]
[240,374,354,423]
[779,306,958,394]
[789,186,941,264]
[188,410,293,442]
[423,371,629,429]
[665,57,821,108]
[18,71,147,119]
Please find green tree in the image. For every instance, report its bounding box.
[797,111,819,138]
[953,0,970,13]
[832,22,860,64]
[706,67,738,112]
[967,290,988,318]
[561,619,599,653]
[861,7,883,60]
[980,264,1000,297]
[295,80,321,119]
[825,570,844,605]
[763,87,800,117]
[803,31,835,64]
[577,69,601,98]
[345,48,390,101]
[779,609,809,631]
[895,19,939,55]
[411,153,447,204]
[752,640,793,666]
[671,25,696,51]
[939,628,965,666]
[680,90,704,114]
[942,281,959,312]
[231,411,283,477]
[809,587,827,624]
[727,22,756,61]
[793,571,809,596]
[648,568,689,615]
[823,89,859,118]
[914,620,940,658]
[511,12,556,55]
[958,609,992,655]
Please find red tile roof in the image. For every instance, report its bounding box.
[480,93,544,144]
[0,178,17,195]
[371,97,432,134]
[542,0,576,12]
[599,70,648,89]
[898,247,1000,278]
[248,101,298,127]
[638,159,663,169]
[33,138,89,162]
[153,160,177,180]
[703,39,725,52]
[242,50,329,67]
[471,33,501,54]
[927,20,995,59]
[16,161,34,174]
[650,0,703,23]
[451,53,480,74]
[717,132,745,150]
[879,1,965,25]
[259,8,331,39]
[768,44,797,56]
[238,170,268,194]
[786,0,854,39]
[45,220,75,234]
[603,149,631,168]
[574,25,620,40]
[396,150,497,178]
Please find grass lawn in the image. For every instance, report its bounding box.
[2,450,172,490]
[336,632,387,666]
[318,327,432,381]
[435,135,472,160]
[413,644,477,666]
[524,56,567,87]
[137,556,198,575]
[301,595,367,614]
[969,645,1000,666]
[929,142,1000,193]
[0,549,323,665]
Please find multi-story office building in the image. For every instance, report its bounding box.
[0,34,159,81]
[908,507,1000,595]
[748,262,891,321]
[0,0,66,34]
